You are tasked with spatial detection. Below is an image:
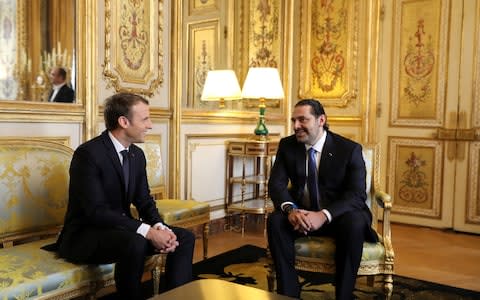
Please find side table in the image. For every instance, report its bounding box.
[225,137,279,236]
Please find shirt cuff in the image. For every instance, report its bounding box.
[136,223,151,238]
[153,222,171,231]
[280,202,297,212]
[321,209,332,223]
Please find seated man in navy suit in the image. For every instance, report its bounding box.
[267,99,378,300]
[57,93,195,299]
[48,67,75,103]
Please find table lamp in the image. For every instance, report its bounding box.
[241,67,284,137]
[201,70,242,108]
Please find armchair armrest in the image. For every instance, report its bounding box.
[375,191,395,261]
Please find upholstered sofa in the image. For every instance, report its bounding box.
[0,139,160,299]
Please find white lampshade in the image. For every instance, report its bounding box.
[201,70,242,103]
[241,67,284,99]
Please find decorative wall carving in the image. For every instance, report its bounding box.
[103,0,164,97]
[298,0,358,107]
[388,137,443,218]
[390,0,447,127]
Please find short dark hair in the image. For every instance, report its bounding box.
[104,93,149,131]
[295,99,329,130]
[57,67,67,80]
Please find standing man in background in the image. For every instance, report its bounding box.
[48,67,75,103]
[57,93,195,299]
[267,99,377,300]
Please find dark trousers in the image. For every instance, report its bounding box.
[59,226,195,300]
[267,210,369,300]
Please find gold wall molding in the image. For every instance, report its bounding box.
[388,137,443,219]
[474,0,480,128]
[467,142,480,224]
[0,136,71,147]
[390,0,448,127]
[103,0,164,97]
[298,0,359,107]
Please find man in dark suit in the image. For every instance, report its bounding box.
[267,99,377,300]
[57,93,195,299]
[48,67,75,103]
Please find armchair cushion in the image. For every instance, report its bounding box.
[156,199,210,224]
[295,236,386,264]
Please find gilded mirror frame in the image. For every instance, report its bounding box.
[0,0,90,118]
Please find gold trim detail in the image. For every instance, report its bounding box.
[467,142,480,224]
[103,0,164,96]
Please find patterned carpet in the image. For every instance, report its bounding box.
[192,244,480,300]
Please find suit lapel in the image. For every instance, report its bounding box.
[319,133,334,180]
[101,131,127,194]
[295,141,307,184]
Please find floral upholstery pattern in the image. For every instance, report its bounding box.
[0,238,113,300]
[135,142,164,188]
[156,199,210,224]
[0,143,71,237]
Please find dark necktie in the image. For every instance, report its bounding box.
[307,147,319,210]
[121,149,129,193]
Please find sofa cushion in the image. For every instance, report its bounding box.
[156,199,210,224]
[0,238,113,300]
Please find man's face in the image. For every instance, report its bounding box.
[49,68,63,85]
[291,104,326,145]
[123,102,152,144]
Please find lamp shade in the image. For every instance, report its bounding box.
[201,70,242,102]
[241,67,284,99]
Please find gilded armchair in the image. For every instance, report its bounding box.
[266,143,394,299]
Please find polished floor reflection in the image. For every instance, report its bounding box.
[193,220,480,292]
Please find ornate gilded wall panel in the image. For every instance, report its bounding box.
[467,142,480,223]
[390,0,448,126]
[475,1,480,129]
[103,0,164,96]
[238,0,285,113]
[388,137,443,218]
[298,0,358,107]
[187,20,219,108]
[188,0,219,15]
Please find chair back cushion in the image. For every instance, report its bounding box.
[136,140,165,198]
[0,140,73,240]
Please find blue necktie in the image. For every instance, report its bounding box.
[307,147,319,210]
[121,150,129,193]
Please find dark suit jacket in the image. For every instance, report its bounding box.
[269,131,376,240]
[58,130,162,254]
[51,85,75,103]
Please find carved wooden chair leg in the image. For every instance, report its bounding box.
[384,274,394,300]
[203,222,209,259]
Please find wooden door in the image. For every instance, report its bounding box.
[377,0,480,233]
